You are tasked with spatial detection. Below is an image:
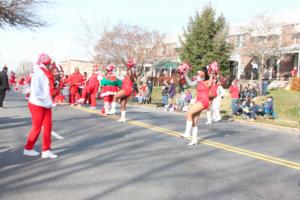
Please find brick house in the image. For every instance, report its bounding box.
[228,22,300,80]
[60,59,96,76]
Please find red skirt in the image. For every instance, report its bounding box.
[100,86,119,97]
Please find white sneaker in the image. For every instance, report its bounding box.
[89,107,96,110]
[77,98,84,104]
[23,149,40,157]
[118,118,126,123]
[41,150,58,159]
[188,140,198,146]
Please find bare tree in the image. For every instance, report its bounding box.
[239,14,284,80]
[0,0,49,29]
[94,22,167,75]
[78,17,105,60]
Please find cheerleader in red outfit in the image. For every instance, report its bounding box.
[23,53,58,159]
[100,64,121,114]
[180,66,213,145]
[109,59,136,122]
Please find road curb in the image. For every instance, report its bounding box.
[233,119,300,133]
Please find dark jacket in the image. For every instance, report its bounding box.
[0,71,9,90]
[168,83,176,98]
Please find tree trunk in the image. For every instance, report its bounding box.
[259,55,265,95]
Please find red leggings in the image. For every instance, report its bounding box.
[103,95,113,103]
[24,102,52,151]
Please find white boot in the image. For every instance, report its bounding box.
[188,127,198,146]
[104,102,110,115]
[118,111,126,122]
[180,120,192,138]
[108,102,117,114]
[205,111,212,126]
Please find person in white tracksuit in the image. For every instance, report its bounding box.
[205,80,225,124]
[211,81,225,122]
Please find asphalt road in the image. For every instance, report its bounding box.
[1,92,300,200]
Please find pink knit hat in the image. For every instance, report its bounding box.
[37,53,51,65]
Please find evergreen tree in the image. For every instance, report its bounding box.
[180,5,232,74]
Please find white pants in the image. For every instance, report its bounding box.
[211,97,222,121]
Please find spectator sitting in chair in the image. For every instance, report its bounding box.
[263,96,274,118]
[176,92,186,111]
[249,101,264,120]
[142,85,151,104]
[242,96,252,119]
[185,90,192,104]
[137,92,144,104]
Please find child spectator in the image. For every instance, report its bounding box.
[161,81,169,107]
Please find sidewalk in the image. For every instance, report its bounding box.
[128,102,300,134]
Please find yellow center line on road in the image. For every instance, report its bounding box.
[74,106,300,170]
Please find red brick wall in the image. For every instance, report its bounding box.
[281,24,294,47]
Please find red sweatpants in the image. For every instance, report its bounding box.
[69,85,79,104]
[24,102,52,151]
[82,85,99,107]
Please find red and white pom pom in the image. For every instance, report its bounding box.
[208,61,219,74]
[126,59,136,69]
[93,64,99,71]
[177,63,191,75]
[106,64,114,72]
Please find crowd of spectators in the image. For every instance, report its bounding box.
[138,77,278,121]
[229,81,276,120]
[133,80,153,104]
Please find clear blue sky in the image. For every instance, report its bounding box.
[1,0,300,70]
